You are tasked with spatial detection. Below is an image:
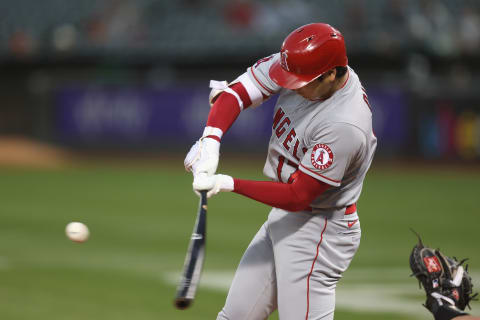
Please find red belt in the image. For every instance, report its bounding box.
[345,203,357,215]
[306,203,357,214]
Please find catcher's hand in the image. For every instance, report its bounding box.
[409,231,478,316]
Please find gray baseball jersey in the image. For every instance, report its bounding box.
[247,53,377,210]
[217,53,376,320]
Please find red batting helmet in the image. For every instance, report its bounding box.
[269,23,348,90]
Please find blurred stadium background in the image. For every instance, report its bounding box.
[1,0,479,319]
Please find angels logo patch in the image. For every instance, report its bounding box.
[280,51,290,71]
[311,144,333,170]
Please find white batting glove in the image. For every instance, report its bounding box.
[192,173,234,198]
[184,127,222,176]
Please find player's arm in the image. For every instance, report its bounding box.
[206,81,265,135]
[193,170,330,212]
[183,82,255,176]
[184,55,280,176]
[194,123,367,208]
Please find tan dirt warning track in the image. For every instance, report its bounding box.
[0,136,69,168]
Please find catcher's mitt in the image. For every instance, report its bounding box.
[409,231,478,315]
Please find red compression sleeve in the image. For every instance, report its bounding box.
[206,82,252,134]
[233,170,330,212]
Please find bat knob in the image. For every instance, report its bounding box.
[174,297,192,310]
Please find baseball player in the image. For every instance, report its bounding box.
[184,23,377,319]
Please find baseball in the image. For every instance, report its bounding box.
[65,222,90,243]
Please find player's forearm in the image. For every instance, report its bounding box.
[206,92,242,135]
[234,179,309,211]
[233,174,329,211]
[206,82,252,136]
[185,83,251,174]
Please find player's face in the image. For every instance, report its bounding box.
[294,70,337,101]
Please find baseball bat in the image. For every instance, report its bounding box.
[174,190,208,310]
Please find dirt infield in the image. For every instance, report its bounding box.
[0,136,69,168]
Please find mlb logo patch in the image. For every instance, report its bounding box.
[423,256,442,273]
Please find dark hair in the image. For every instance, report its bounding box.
[335,66,348,78]
[317,66,348,82]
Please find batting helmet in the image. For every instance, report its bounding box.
[269,23,348,90]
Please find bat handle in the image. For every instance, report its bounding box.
[174,297,192,310]
[199,190,208,204]
[194,173,209,201]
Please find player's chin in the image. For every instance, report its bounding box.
[304,95,321,101]
[296,92,312,100]
[296,91,320,101]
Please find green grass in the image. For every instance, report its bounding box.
[0,158,479,320]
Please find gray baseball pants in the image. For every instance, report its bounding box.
[217,206,361,320]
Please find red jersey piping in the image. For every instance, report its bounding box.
[300,164,341,184]
[249,67,274,95]
[306,217,328,319]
